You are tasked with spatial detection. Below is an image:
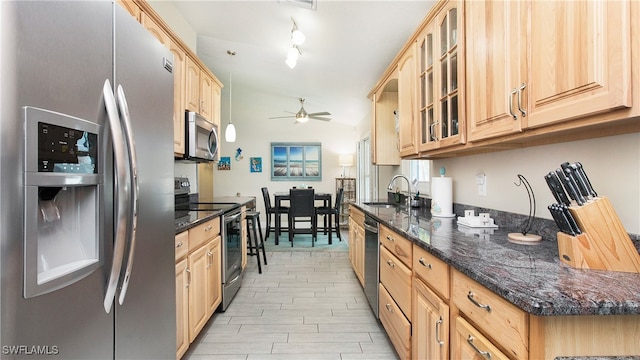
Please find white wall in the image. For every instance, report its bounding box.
[214,87,359,219]
[147,1,197,51]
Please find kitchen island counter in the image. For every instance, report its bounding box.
[354,202,640,317]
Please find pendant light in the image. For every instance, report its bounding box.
[225,50,237,143]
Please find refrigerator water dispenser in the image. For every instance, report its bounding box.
[23,107,104,298]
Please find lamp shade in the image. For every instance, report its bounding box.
[225,123,236,142]
[338,154,354,167]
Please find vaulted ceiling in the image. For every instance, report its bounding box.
[166,0,434,128]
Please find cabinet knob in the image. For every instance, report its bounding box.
[176,241,183,248]
[387,259,395,268]
[385,303,394,313]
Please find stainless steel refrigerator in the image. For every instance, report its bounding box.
[0,1,176,359]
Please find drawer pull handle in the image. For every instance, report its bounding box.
[385,304,393,313]
[467,335,492,359]
[418,257,432,269]
[205,225,213,231]
[467,291,492,312]
[386,260,395,268]
[386,235,394,242]
[435,316,444,346]
[176,241,183,248]
[517,82,527,117]
[509,88,518,120]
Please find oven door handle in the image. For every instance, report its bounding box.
[224,212,241,223]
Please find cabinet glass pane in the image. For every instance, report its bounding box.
[427,34,433,66]
[450,8,457,46]
[451,53,458,92]
[428,108,435,141]
[451,95,458,136]
[441,100,448,138]
[421,110,427,143]
[441,60,447,95]
[440,15,447,55]
[420,74,426,108]
[427,71,433,104]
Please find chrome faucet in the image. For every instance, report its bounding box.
[387,174,412,207]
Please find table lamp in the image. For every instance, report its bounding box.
[338,154,354,177]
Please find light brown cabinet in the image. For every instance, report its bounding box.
[241,206,247,270]
[466,0,633,142]
[378,224,413,360]
[452,316,510,360]
[170,42,187,156]
[370,71,400,165]
[185,57,221,127]
[417,0,465,152]
[175,217,222,359]
[397,42,418,158]
[348,205,365,286]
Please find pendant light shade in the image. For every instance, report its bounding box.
[225,123,236,142]
[225,50,236,143]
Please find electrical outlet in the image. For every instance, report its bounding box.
[477,174,487,196]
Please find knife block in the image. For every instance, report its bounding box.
[556,197,640,273]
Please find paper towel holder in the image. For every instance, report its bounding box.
[508,174,542,244]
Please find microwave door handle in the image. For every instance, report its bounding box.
[208,126,219,158]
[102,80,129,314]
[115,84,139,306]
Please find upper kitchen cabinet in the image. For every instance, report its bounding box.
[466,0,526,141]
[525,0,632,129]
[171,43,187,156]
[186,57,222,127]
[467,0,633,142]
[371,69,401,165]
[417,0,465,152]
[141,12,170,47]
[397,43,419,158]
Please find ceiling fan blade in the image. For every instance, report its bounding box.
[307,111,331,117]
[268,115,295,119]
[309,116,331,122]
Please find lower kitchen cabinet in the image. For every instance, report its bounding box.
[348,205,365,286]
[413,277,449,360]
[379,284,411,360]
[175,257,189,360]
[175,216,222,360]
[241,206,247,270]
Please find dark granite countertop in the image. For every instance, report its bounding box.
[175,210,222,234]
[354,202,640,317]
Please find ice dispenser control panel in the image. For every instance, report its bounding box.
[38,122,98,174]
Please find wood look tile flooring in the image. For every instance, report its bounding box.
[182,232,398,360]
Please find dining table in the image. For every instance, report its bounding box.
[273,191,332,245]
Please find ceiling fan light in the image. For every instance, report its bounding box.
[285,57,297,69]
[225,123,236,142]
[291,29,305,45]
[296,114,309,123]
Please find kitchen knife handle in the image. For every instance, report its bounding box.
[509,88,518,120]
[517,83,527,117]
[576,162,598,197]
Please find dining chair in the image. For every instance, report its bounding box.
[288,188,317,247]
[261,187,288,239]
[316,188,344,244]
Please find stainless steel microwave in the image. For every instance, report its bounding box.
[185,111,219,162]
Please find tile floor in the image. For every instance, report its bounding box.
[182,232,399,360]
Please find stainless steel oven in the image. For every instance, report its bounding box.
[221,206,243,311]
[184,111,219,162]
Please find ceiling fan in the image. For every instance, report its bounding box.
[269,98,331,123]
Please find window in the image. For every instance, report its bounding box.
[407,159,431,195]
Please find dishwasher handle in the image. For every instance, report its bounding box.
[364,222,378,233]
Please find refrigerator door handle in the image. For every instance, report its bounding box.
[116,84,139,306]
[102,79,130,313]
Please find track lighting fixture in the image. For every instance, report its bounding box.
[286,17,305,69]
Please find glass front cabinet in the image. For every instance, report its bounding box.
[418,0,465,153]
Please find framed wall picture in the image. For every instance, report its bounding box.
[250,157,262,173]
[271,142,321,181]
[218,156,231,170]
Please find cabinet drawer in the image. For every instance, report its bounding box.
[413,245,449,300]
[379,283,411,360]
[453,316,510,360]
[349,205,364,227]
[452,270,528,359]
[380,245,412,318]
[189,218,220,251]
[379,224,412,268]
[175,231,189,261]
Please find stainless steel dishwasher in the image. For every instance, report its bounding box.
[363,214,380,318]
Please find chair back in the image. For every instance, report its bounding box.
[261,187,272,210]
[334,188,344,211]
[289,188,315,217]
